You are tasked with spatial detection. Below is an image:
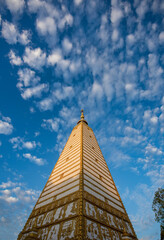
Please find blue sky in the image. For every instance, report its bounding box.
[0,0,163,239]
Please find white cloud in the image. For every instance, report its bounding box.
[0,179,40,205]
[140,54,163,100]
[136,0,149,19]
[111,7,123,25]
[21,83,49,100]
[146,165,164,186]
[38,97,53,111]
[58,14,73,30]
[2,21,30,45]
[125,83,139,100]
[27,0,58,17]
[59,106,78,126]
[17,68,40,87]
[69,59,82,74]
[47,50,62,65]
[23,153,45,165]
[112,28,119,41]
[1,217,6,223]
[27,0,43,13]
[102,73,114,102]
[36,17,56,36]
[159,31,164,44]
[10,137,37,150]
[0,115,13,135]
[17,68,48,100]
[23,141,37,149]
[0,195,18,203]
[57,59,70,71]
[143,109,159,130]
[98,14,109,44]
[23,47,46,70]
[109,149,131,167]
[0,181,17,189]
[5,0,25,14]
[53,83,74,101]
[2,21,18,44]
[35,132,40,137]
[91,82,104,101]
[150,116,158,124]
[124,126,140,135]
[18,30,31,45]
[38,83,74,111]
[145,144,162,156]
[41,118,61,132]
[62,38,72,53]
[127,34,136,45]
[74,0,83,6]
[131,167,139,174]
[8,50,22,66]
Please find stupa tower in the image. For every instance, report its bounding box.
[18,110,138,240]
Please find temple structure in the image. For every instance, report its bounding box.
[18,110,138,240]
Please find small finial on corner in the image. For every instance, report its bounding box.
[81,109,84,120]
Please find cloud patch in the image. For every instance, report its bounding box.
[2,21,30,45]
[17,68,49,100]
[23,47,46,70]
[0,115,13,135]
[9,136,39,150]
[23,153,45,165]
[5,0,25,14]
[8,50,22,66]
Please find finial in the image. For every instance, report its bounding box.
[81,109,84,120]
[77,109,88,125]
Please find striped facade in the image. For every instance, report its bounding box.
[18,112,137,240]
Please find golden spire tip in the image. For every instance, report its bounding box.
[81,109,84,120]
[77,109,88,125]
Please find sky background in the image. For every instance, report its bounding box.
[0,0,164,239]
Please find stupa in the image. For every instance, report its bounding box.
[18,110,137,240]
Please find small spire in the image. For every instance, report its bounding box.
[77,109,88,125]
[81,109,84,120]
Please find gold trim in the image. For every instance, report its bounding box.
[78,122,84,239]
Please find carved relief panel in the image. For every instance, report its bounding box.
[60,219,77,240]
[85,219,101,240]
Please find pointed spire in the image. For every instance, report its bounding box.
[77,109,88,125]
[81,109,84,120]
